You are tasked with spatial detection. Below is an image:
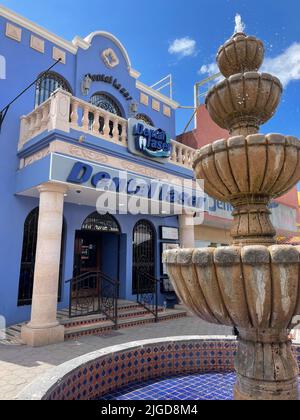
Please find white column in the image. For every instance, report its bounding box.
[21,182,67,347]
[179,213,195,248]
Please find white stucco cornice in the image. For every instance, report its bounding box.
[0,5,178,102]
[136,81,180,109]
[0,5,77,53]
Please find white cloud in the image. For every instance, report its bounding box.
[199,43,300,88]
[198,62,224,84]
[168,37,197,58]
[199,62,219,77]
[262,43,300,87]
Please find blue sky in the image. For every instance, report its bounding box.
[1,0,300,136]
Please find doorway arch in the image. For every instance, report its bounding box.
[73,213,121,279]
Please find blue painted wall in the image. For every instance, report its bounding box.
[0,13,182,326]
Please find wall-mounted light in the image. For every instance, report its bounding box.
[81,74,92,96]
[129,101,138,117]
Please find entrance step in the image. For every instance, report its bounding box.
[0,324,24,346]
[64,308,188,341]
[61,305,165,329]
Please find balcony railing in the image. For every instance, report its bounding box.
[18,89,196,169]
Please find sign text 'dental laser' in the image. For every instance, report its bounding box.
[128,118,172,162]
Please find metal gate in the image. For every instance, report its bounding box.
[132,220,155,294]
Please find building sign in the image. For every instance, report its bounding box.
[205,196,297,232]
[50,154,203,211]
[128,118,172,162]
[81,73,133,101]
[160,227,179,241]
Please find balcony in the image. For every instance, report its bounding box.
[18,89,196,170]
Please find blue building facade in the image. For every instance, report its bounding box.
[0,5,197,336]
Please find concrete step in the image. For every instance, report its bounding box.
[64,308,188,340]
[62,306,165,329]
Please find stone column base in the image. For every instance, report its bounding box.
[234,377,299,401]
[21,324,65,347]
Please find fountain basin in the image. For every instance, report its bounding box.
[16,337,300,400]
[193,134,300,245]
[163,246,300,330]
[193,134,300,201]
[205,73,282,135]
[163,246,300,399]
[217,33,265,78]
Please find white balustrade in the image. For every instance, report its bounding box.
[18,89,196,170]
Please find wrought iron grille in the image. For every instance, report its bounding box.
[90,93,123,116]
[132,220,156,294]
[17,208,39,306]
[18,208,65,306]
[136,270,159,322]
[35,71,72,107]
[67,271,119,326]
[135,113,154,127]
[89,93,123,138]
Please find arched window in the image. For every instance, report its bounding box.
[90,93,123,117]
[35,71,72,107]
[132,220,156,294]
[18,208,65,306]
[89,93,124,138]
[135,113,154,127]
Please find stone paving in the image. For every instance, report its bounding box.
[0,314,231,400]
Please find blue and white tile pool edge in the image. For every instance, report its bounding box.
[16,336,300,401]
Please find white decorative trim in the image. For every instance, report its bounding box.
[137,80,180,109]
[129,68,141,79]
[140,92,149,106]
[1,5,77,53]
[30,35,45,53]
[152,99,160,112]
[101,48,119,69]
[0,5,178,107]
[53,47,66,64]
[163,105,171,117]
[84,31,132,68]
[5,22,22,42]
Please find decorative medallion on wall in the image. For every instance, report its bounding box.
[101,48,119,69]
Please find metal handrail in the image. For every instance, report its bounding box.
[135,270,160,322]
[66,270,119,327]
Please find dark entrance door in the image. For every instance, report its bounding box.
[69,213,121,319]
[73,231,101,277]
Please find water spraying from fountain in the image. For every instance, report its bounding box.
[234,14,246,34]
[164,26,300,401]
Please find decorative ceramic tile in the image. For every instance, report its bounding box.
[45,342,300,400]
[100,373,300,401]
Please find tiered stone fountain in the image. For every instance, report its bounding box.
[164,30,300,400]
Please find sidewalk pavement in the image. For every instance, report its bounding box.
[0,314,231,400]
